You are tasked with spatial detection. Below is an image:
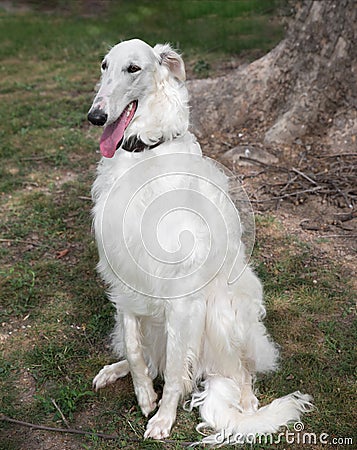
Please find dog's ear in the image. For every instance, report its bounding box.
[154,44,186,82]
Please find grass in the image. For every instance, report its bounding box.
[1,1,283,60]
[0,1,355,449]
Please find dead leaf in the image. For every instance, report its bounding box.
[56,249,70,259]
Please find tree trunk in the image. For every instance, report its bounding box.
[188,0,357,145]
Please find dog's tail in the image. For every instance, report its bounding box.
[188,376,313,446]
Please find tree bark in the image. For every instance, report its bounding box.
[188,0,357,145]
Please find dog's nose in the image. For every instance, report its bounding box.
[87,109,108,126]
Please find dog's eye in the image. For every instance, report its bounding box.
[101,60,108,71]
[127,64,141,74]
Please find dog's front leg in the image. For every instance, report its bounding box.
[124,313,157,417]
[145,300,203,440]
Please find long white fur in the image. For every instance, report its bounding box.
[89,38,313,444]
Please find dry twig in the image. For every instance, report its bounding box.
[242,151,356,212]
[51,398,70,428]
[0,238,44,247]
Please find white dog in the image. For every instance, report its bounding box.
[88,38,312,444]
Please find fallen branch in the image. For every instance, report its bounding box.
[334,211,357,222]
[319,234,357,238]
[1,414,118,439]
[250,186,323,203]
[318,153,357,158]
[0,238,44,247]
[239,151,356,212]
[237,155,288,171]
[20,156,50,161]
[0,414,194,447]
[291,167,318,185]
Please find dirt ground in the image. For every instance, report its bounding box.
[197,99,356,285]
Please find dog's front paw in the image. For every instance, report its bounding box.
[135,384,158,417]
[93,360,129,391]
[144,412,174,440]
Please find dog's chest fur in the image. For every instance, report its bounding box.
[91,132,242,312]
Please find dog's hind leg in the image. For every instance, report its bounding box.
[93,360,130,390]
[124,313,158,417]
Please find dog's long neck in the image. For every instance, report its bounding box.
[122,136,164,153]
[125,76,189,149]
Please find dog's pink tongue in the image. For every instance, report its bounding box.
[99,115,126,158]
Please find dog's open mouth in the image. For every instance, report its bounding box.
[99,101,138,158]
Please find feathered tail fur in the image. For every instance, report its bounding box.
[188,377,313,446]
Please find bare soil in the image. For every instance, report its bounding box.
[200,114,356,284]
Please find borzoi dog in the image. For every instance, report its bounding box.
[87,38,312,444]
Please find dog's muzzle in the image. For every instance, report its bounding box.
[88,108,108,126]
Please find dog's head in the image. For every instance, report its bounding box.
[88,39,189,158]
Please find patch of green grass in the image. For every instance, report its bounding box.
[0,1,285,74]
[36,382,94,422]
[27,341,84,381]
[252,216,356,443]
[0,265,36,317]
